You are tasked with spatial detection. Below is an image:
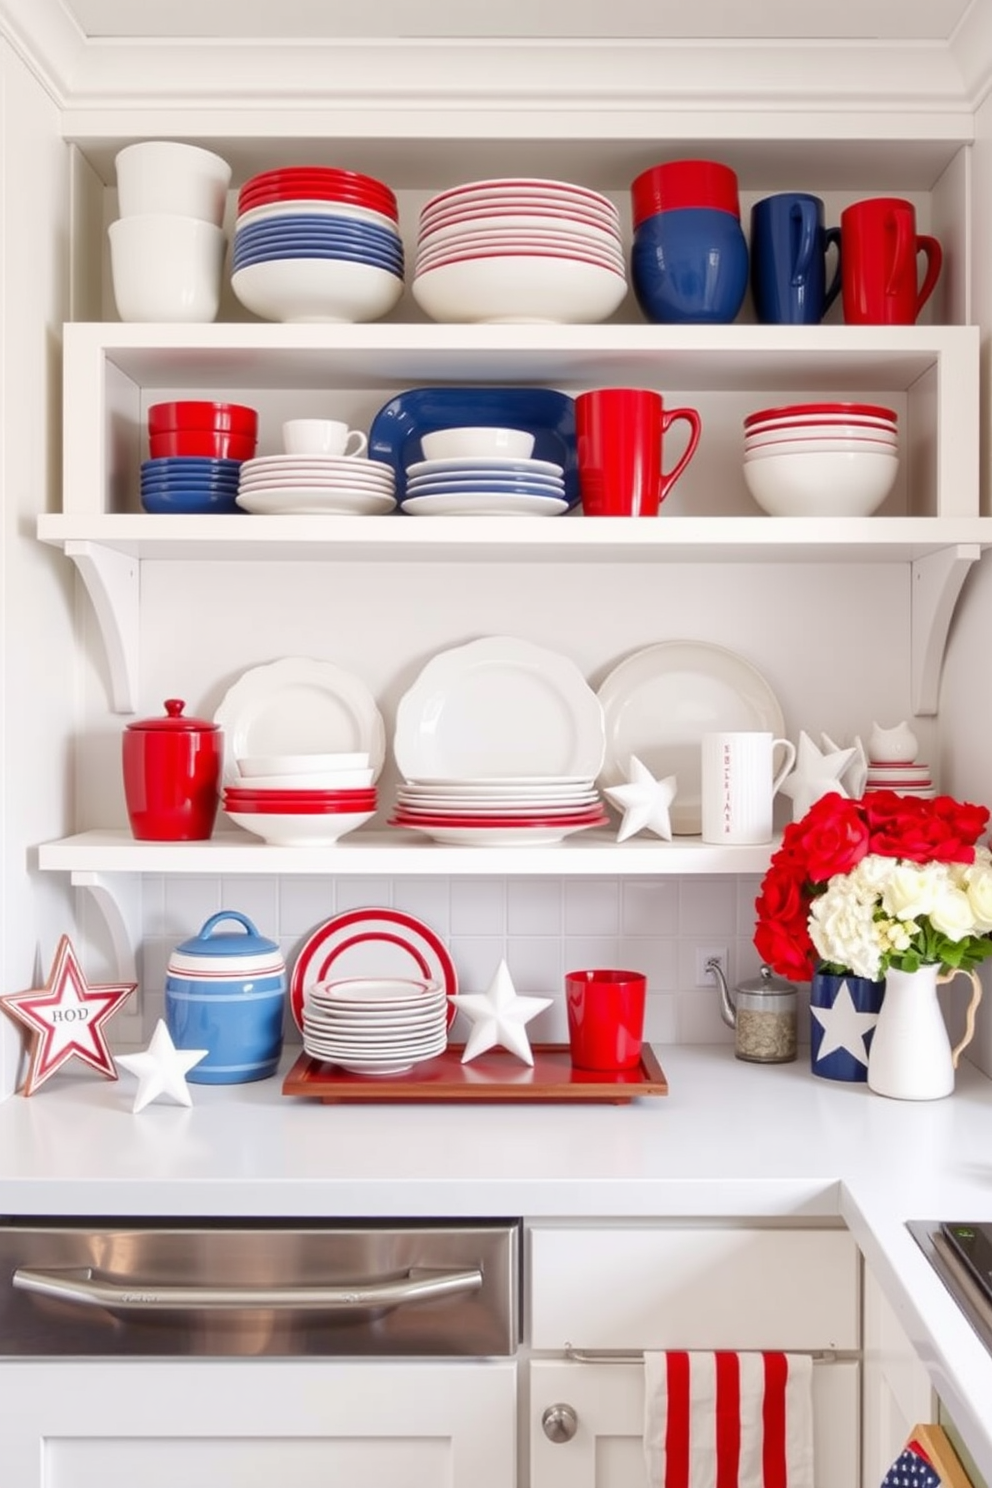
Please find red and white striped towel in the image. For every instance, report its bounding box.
[644,1350,814,1488]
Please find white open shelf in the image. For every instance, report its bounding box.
[37,828,776,877]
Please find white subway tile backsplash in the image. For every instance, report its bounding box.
[622,880,679,937]
[129,874,793,1048]
[507,879,562,935]
[451,878,506,935]
[679,877,738,936]
[564,879,620,935]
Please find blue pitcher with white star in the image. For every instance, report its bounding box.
[810,968,885,1081]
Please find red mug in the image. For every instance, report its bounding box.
[840,197,942,325]
[565,968,647,1071]
[575,388,702,516]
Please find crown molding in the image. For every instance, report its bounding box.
[950,0,992,110]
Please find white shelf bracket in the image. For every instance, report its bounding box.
[911,544,981,716]
[70,869,142,1028]
[64,540,139,715]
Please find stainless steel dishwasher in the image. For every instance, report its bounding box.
[0,1217,520,1488]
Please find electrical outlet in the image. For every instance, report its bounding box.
[695,947,729,988]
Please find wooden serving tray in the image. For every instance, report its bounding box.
[282,1043,668,1104]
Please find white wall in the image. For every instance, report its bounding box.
[0,38,77,1099]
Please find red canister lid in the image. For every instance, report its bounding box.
[126,699,220,732]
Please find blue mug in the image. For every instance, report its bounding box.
[631,206,749,324]
[750,192,841,325]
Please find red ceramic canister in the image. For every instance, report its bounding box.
[122,699,223,841]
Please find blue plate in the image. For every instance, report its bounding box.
[368,387,578,506]
[404,477,566,497]
[235,216,401,249]
[141,478,242,492]
[232,245,404,274]
[142,457,243,475]
[141,488,244,514]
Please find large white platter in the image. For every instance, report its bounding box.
[596,640,786,836]
[393,636,605,781]
[213,656,386,787]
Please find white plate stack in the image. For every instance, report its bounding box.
[411,176,628,324]
[400,454,569,517]
[236,453,397,515]
[391,775,608,845]
[302,977,450,1076]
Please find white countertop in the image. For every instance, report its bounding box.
[2,1043,992,1480]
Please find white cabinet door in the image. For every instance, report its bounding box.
[862,1268,934,1486]
[0,1358,516,1488]
[529,1359,859,1488]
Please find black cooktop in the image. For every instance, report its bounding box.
[909,1220,992,1354]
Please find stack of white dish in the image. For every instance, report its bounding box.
[302,976,449,1075]
[742,400,900,517]
[863,759,937,798]
[236,453,397,515]
[411,177,628,324]
[390,635,608,844]
[391,776,608,846]
[223,750,378,846]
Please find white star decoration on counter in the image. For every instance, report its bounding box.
[811,978,880,1068]
[449,959,552,1066]
[822,731,869,799]
[0,935,136,1095]
[602,755,677,842]
[116,1019,208,1112]
[779,730,857,820]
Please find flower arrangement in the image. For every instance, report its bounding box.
[754,789,992,983]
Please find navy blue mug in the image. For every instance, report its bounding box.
[631,206,749,324]
[750,192,841,325]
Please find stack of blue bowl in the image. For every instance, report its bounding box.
[140,456,244,514]
[232,212,405,277]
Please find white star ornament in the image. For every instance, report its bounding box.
[116,1018,208,1112]
[811,979,880,1066]
[449,959,552,1066]
[603,755,677,842]
[821,732,869,799]
[779,730,856,820]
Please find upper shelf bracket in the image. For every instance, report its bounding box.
[64,540,139,714]
[911,543,981,716]
[70,869,142,1030]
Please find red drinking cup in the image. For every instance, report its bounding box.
[840,197,942,325]
[575,387,702,515]
[565,968,647,1071]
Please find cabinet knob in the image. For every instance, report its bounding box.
[541,1402,579,1443]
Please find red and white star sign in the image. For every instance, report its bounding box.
[0,935,136,1095]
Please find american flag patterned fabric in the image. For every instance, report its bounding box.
[879,1440,942,1488]
[643,1350,814,1488]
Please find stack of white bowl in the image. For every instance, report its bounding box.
[223,751,377,846]
[230,166,404,323]
[302,976,449,1076]
[742,400,900,517]
[109,141,231,323]
[411,177,628,324]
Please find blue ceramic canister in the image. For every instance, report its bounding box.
[165,910,286,1084]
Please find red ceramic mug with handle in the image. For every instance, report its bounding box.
[575,388,702,515]
[840,196,943,325]
[565,968,647,1071]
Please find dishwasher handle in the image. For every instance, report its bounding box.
[12,1264,484,1313]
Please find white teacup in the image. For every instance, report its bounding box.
[420,426,536,461]
[282,419,368,457]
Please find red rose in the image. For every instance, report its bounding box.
[790,793,869,883]
[754,912,816,982]
[866,791,989,865]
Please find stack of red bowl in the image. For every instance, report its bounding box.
[148,400,259,461]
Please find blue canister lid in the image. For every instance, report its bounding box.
[175,910,279,958]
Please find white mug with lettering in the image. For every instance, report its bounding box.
[700,731,797,845]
